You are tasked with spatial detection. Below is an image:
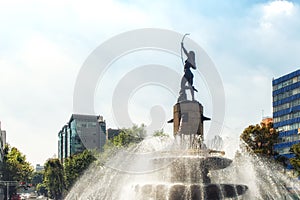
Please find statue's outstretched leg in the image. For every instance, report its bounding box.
[180,76,187,89]
[190,87,195,101]
[178,77,188,102]
[187,78,195,101]
[178,88,187,102]
[193,86,198,92]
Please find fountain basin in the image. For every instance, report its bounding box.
[152,156,232,170]
[134,183,248,200]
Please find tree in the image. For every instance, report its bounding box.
[275,154,288,173]
[96,124,147,167]
[153,129,169,137]
[36,183,48,196]
[111,124,146,147]
[290,143,300,174]
[240,122,278,156]
[44,158,64,200]
[64,150,96,190]
[2,144,33,182]
[1,144,33,199]
[31,171,44,186]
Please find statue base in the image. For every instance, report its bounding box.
[173,100,203,139]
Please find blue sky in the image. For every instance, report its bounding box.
[1,0,300,165]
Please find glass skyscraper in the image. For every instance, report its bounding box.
[273,69,300,168]
[58,114,106,162]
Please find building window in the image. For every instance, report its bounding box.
[277,122,300,132]
[278,147,291,154]
[274,112,300,123]
[88,122,97,128]
[273,78,294,90]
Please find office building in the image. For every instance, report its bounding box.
[0,122,6,200]
[273,69,300,168]
[35,164,44,172]
[0,122,6,169]
[58,114,106,162]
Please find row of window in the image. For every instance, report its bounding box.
[277,134,300,144]
[59,133,81,158]
[273,111,300,123]
[277,122,300,132]
[274,98,300,112]
[276,147,291,154]
[77,121,97,128]
[273,88,300,102]
[273,76,299,91]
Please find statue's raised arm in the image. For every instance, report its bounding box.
[181,42,196,69]
[181,42,189,58]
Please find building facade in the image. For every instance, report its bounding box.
[58,114,106,162]
[35,164,44,172]
[0,122,6,164]
[273,69,300,168]
[0,122,6,200]
[0,122,6,171]
[106,128,121,140]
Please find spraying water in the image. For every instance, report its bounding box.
[64,134,300,200]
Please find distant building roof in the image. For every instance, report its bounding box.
[261,117,273,126]
[106,128,121,140]
[35,164,44,172]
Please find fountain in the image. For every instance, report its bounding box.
[128,38,248,199]
[65,37,300,200]
[132,98,248,199]
[64,110,300,200]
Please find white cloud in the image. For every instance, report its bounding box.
[262,0,295,19]
[259,0,297,30]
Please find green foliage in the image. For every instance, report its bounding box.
[98,141,117,166]
[40,151,96,198]
[275,154,288,172]
[96,124,147,167]
[64,150,96,190]
[153,129,169,137]
[36,183,48,196]
[240,122,278,156]
[2,144,33,182]
[1,144,33,198]
[290,143,300,159]
[290,143,300,174]
[111,124,146,147]
[44,158,64,200]
[31,171,44,186]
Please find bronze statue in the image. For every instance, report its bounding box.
[178,35,198,102]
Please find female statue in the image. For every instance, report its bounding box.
[179,42,198,101]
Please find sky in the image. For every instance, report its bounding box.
[1,0,300,166]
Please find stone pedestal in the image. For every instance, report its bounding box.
[173,101,203,139]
